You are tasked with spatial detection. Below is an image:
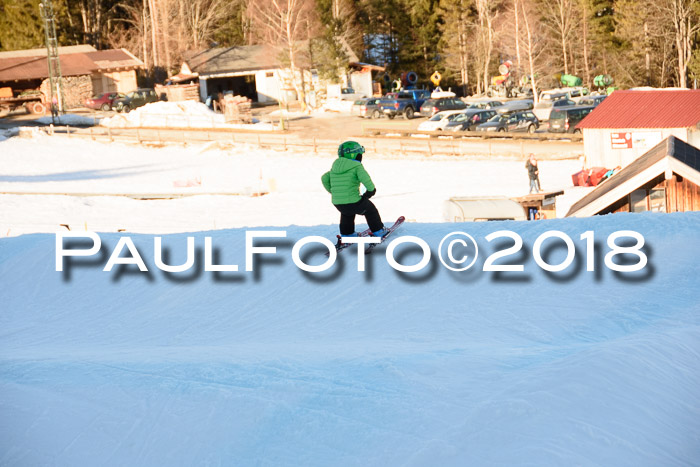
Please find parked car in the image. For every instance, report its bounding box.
[379,89,431,119]
[567,87,590,103]
[340,87,367,101]
[419,97,467,117]
[352,98,383,119]
[113,88,159,112]
[444,109,498,131]
[497,99,534,113]
[476,111,540,133]
[417,110,467,131]
[548,105,595,133]
[539,87,589,103]
[578,95,607,107]
[533,97,576,121]
[84,92,125,111]
[464,99,503,110]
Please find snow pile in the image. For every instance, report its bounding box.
[1,213,699,465]
[100,101,277,130]
[322,98,355,113]
[34,113,100,126]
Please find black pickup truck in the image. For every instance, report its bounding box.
[379,89,431,119]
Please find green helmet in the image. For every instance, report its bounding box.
[338,141,365,160]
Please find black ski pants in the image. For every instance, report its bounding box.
[334,198,383,235]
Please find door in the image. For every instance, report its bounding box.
[507,114,520,131]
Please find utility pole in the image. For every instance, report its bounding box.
[40,0,65,123]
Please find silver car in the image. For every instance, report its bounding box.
[351,98,383,119]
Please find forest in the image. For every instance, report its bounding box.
[1,0,698,94]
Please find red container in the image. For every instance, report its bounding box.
[572,170,590,187]
[588,167,609,186]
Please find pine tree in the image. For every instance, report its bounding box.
[0,0,47,50]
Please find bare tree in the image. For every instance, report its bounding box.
[475,0,499,94]
[540,0,578,75]
[180,0,230,49]
[520,0,547,103]
[330,0,362,54]
[78,0,104,48]
[248,0,316,110]
[579,0,591,85]
[664,0,700,87]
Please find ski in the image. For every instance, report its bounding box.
[326,216,406,256]
[365,216,406,255]
[325,226,374,257]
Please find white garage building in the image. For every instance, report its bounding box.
[576,89,700,169]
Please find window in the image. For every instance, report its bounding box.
[649,188,666,212]
[266,72,274,78]
[630,189,648,212]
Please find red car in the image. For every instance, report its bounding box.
[84,92,124,111]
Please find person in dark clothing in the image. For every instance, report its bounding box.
[525,154,541,193]
[321,141,387,237]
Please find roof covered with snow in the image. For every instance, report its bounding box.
[577,89,700,129]
[567,136,700,217]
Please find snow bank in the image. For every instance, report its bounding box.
[100,101,277,131]
[1,213,699,465]
[322,98,355,113]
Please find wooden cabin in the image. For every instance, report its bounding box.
[566,136,700,217]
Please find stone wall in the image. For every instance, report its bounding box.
[40,75,93,110]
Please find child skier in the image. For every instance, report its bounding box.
[321,141,387,238]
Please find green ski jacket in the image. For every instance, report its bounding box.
[321,158,376,205]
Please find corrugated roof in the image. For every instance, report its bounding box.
[85,49,144,71]
[184,45,288,75]
[0,45,96,59]
[184,42,338,76]
[577,89,700,129]
[0,48,143,82]
[566,136,700,216]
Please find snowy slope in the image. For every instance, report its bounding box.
[0,134,584,235]
[1,213,699,466]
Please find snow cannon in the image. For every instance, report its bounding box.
[401,71,419,88]
[593,74,614,87]
[491,75,507,86]
[382,73,392,85]
[498,60,513,76]
[560,74,583,87]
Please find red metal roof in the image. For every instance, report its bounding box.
[577,89,700,129]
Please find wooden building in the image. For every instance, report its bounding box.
[0,45,143,109]
[182,42,359,105]
[513,191,565,220]
[566,136,700,217]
